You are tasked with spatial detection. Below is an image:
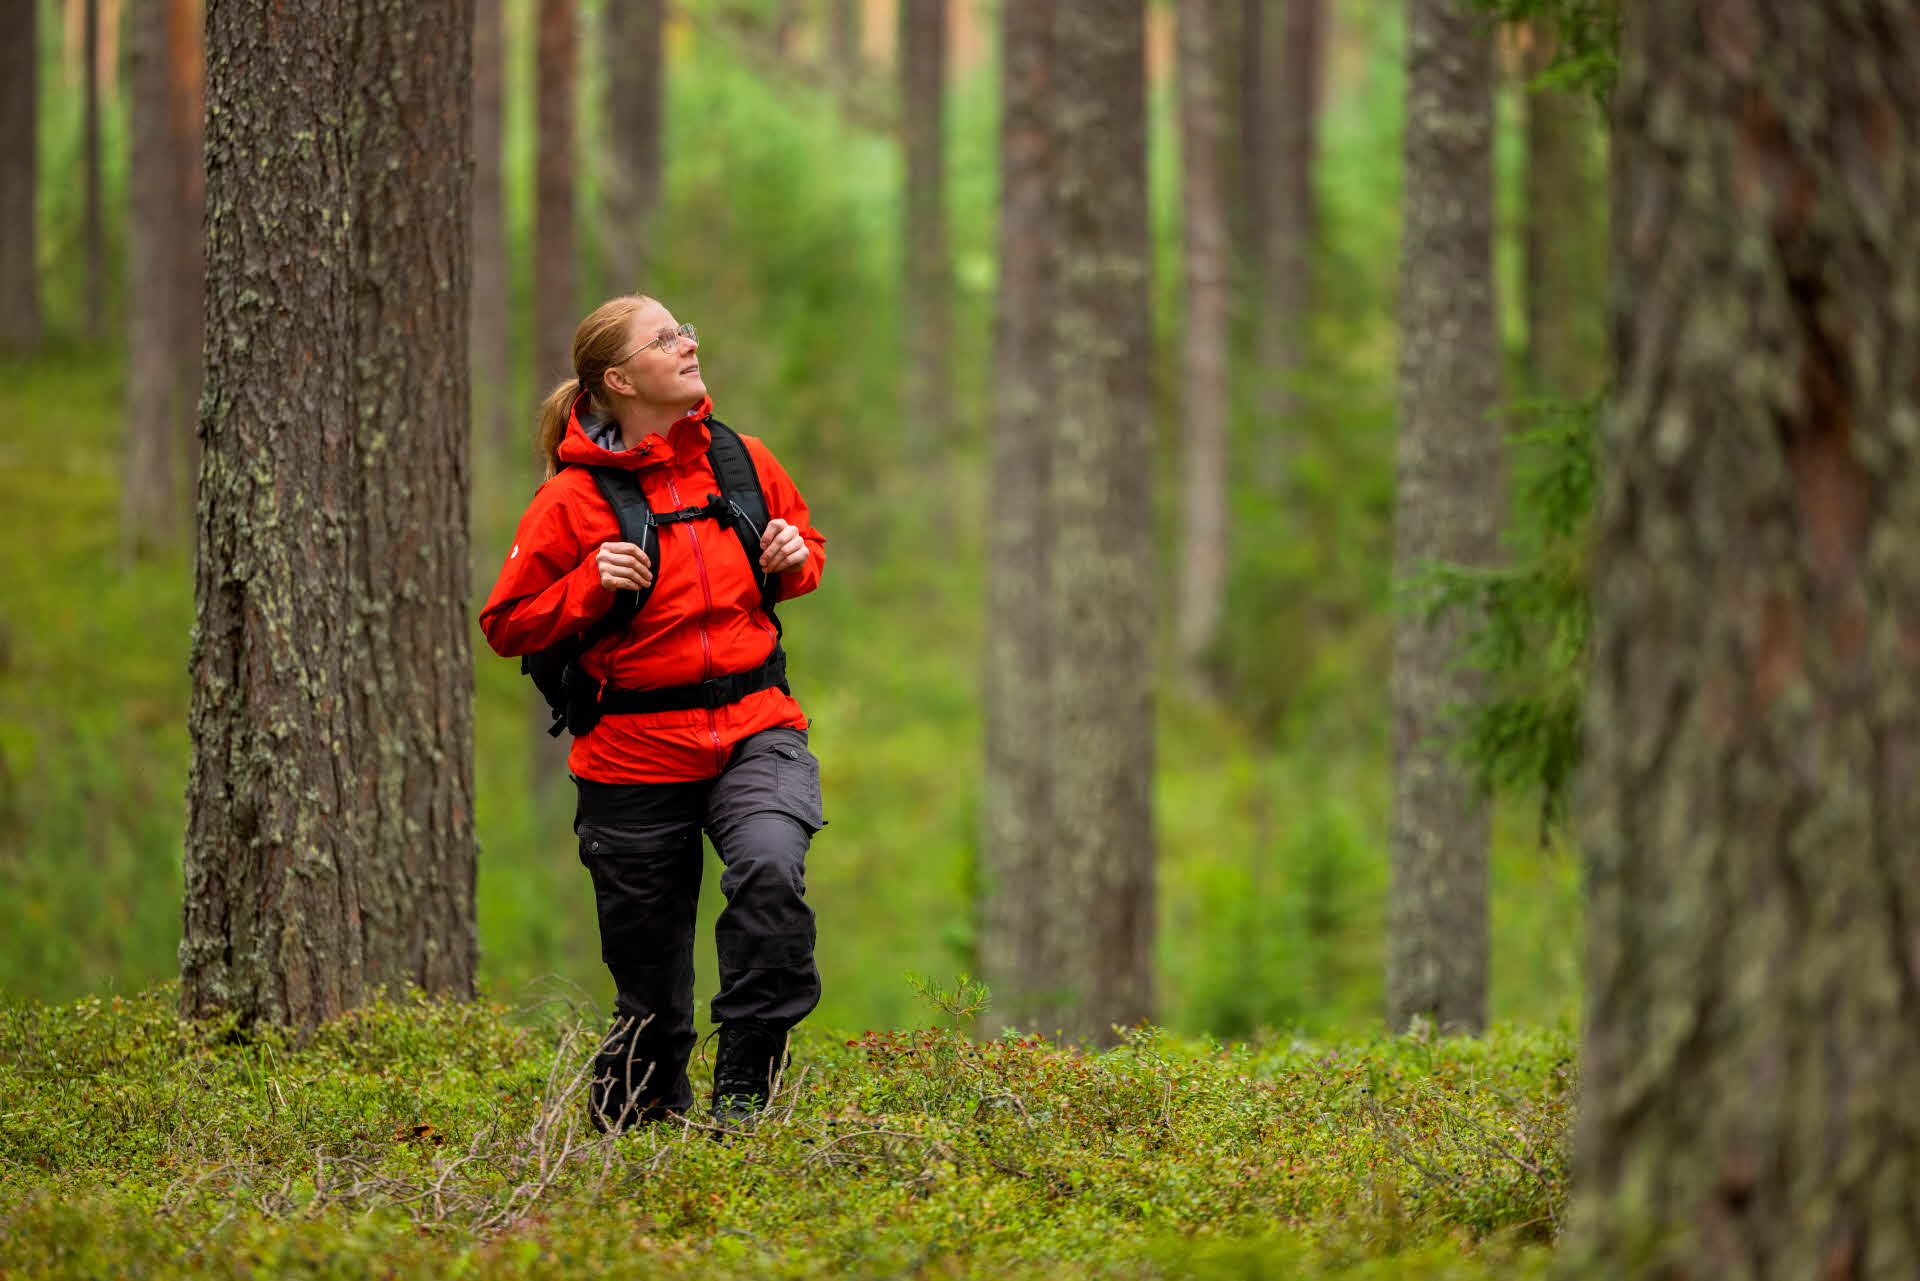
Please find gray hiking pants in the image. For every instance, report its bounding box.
[573,725,826,1119]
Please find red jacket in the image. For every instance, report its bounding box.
[479,394,825,782]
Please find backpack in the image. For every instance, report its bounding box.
[522,418,785,738]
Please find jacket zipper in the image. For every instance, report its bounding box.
[664,470,726,773]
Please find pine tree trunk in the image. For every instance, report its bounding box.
[1250,0,1325,485]
[1047,0,1155,1044]
[0,0,37,350]
[1230,0,1258,276]
[471,0,512,454]
[125,0,204,559]
[535,0,576,386]
[531,0,578,802]
[982,0,1156,1043]
[83,0,104,337]
[182,0,477,1033]
[1521,27,1605,399]
[1570,4,1920,1273]
[1176,0,1230,687]
[899,0,949,447]
[602,0,663,292]
[830,0,858,68]
[980,0,1061,1031]
[1386,0,1500,1036]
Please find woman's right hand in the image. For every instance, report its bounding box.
[596,541,653,593]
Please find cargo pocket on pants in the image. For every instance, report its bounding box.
[768,740,828,835]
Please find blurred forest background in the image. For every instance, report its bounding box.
[0,0,1598,1038]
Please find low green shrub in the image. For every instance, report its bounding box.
[0,985,1568,1279]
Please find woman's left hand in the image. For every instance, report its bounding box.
[759,519,809,574]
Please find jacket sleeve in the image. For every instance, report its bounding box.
[745,436,826,602]
[477,481,617,658]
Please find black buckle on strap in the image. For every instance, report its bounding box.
[595,647,789,717]
[653,493,728,526]
[696,673,738,709]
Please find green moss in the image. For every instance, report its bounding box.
[0,986,1567,1279]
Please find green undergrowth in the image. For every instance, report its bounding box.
[0,986,1567,1279]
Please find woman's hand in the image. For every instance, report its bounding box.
[596,541,653,593]
[759,519,809,574]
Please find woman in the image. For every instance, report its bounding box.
[480,295,827,1132]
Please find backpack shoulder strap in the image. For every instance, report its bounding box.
[583,465,658,637]
[705,419,767,522]
[704,419,780,622]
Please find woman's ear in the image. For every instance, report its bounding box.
[602,364,634,398]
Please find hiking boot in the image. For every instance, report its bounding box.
[708,1018,789,1132]
[588,1078,684,1134]
[588,1016,682,1134]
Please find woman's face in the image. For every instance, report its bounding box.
[605,302,705,409]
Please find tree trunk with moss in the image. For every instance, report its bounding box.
[982,1,1155,1043]
[980,0,1061,1032]
[124,0,204,559]
[1386,0,1500,1037]
[1176,0,1230,685]
[0,0,37,350]
[1569,4,1920,1273]
[1047,0,1156,1043]
[182,0,477,1032]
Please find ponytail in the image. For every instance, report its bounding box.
[534,378,581,480]
[531,294,659,479]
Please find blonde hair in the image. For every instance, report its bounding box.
[533,294,659,479]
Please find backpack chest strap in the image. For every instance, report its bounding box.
[651,494,730,526]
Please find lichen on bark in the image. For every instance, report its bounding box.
[1570,1,1920,1273]
[183,0,477,1034]
[1388,0,1503,1036]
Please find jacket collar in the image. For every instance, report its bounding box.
[556,391,714,471]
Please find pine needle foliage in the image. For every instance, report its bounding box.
[1477,0,1619,100]
[1412,397,1598,836]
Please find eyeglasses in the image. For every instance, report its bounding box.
[614,323,698,363]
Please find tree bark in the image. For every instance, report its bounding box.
[1522,25,1605,399]
[1046,0,1155,1044]
[1176,0,1230,687]
[471,0,512,454]
[125,0,205,559]
[981,0,1061,1032]
[0,0,38,350]
[602,0,663,293]
[1249,0,1326,485]
[1231,0,1258,275]
[535,0,576,387]
[83,0,104,337]
[981,0,1156,1045]
[899,0,949,448]
[1570,3,1920,1273]
[531,0,578,802]
[830,0,858,68]
[1386,0,1500,1037]
[182,0,477,1032]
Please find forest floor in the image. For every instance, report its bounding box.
[0,987,1567,1279]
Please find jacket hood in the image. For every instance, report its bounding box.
[556,390,714,471]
